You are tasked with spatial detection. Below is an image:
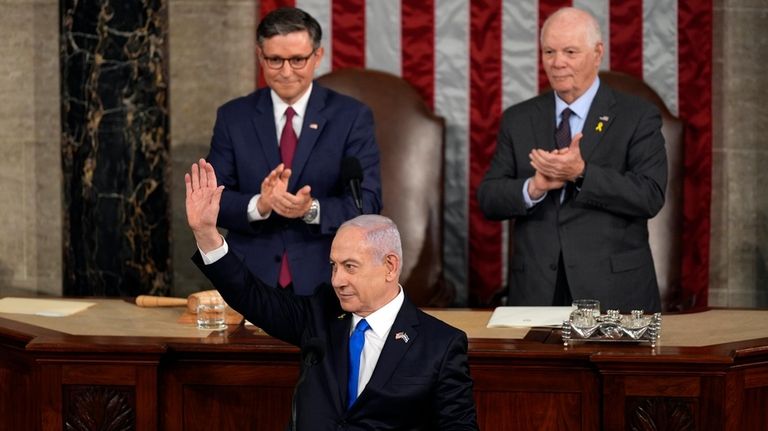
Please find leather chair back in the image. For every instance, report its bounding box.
[597,71,685,310]
[316,68,453,306]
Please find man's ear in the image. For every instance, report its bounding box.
[384,253,400,282]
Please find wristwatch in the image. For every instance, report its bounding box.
[302,199,319,223]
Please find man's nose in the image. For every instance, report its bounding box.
[331,268,346,287]
[552,52,566,67]
[278,62,293,76]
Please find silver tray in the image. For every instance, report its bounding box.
[562,309,662,347]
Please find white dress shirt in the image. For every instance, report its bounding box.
[349,287,405,398]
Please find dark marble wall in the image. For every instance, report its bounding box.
[61,0,171,297]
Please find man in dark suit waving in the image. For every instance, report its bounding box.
[478,7,667,312]
[185,159,478,430]
[207,7,382,295]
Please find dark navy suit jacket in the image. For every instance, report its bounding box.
[207,83,382,295]
[193,251,478,430]
[478,84,667,312]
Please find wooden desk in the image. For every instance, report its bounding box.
[1,301,767,430]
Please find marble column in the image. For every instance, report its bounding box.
[61,0,170,296]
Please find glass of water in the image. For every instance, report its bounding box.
[196,296,227,330]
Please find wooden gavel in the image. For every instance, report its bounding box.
[134,290,224,313]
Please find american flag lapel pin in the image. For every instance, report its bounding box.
[309,123,319,129]
[338,313,347,319]
[395,331,410,343]
[599,115,610,122]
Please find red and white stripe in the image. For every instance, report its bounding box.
[258,0,712,307]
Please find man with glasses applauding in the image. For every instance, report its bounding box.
[205,7,382,296]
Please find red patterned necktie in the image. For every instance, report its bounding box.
[279,107,297,288]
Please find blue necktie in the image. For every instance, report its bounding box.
[347,319,370,408]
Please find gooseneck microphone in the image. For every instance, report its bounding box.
[341,157,364,215]
[291,338,325,431]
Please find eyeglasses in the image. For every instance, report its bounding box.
[260,49,317,70]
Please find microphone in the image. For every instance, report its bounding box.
[341,157,364,215]
[291,338,325,431]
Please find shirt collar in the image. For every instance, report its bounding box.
[555,76,600,121]
[351,285,405,338]
[271,82,313,123]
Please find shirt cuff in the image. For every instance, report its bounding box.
[523,178,547,209]
[247,194,270,221]
[199,236,228,265]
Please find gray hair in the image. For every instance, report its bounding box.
[257,7,322,49]
[541,7,603,48]
[339,215,403,269]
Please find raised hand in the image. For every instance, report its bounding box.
[185,158,224,252]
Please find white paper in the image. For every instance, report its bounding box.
[486,306,574,328]
[0,297,96,317]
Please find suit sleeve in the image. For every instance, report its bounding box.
[316,105,382,235]
[206,106,264,235]
[573,102,667,219]
[432,331,479,430]
[477,109,533,220]
[192,250,308,345]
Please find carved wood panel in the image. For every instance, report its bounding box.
[626,397,696,431]
[63,385,135,431]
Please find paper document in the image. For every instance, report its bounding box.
[0,297,96,317]
[487,306,573,328]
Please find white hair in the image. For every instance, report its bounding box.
[339,215,402,267]
[541,7,603,48]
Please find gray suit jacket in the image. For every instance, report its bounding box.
[477,83,667,312]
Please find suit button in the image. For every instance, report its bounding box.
[549,263,557,271]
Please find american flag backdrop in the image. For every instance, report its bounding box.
[258,0,712,307]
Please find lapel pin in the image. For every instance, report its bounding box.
[595,121,604,132]
[309,123,319,129]
[395,331,410,343]
[599,115,609,122]
[338,313,347,320]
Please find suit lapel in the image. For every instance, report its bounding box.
[578,84,616,162]
[248,90,281,169]
[533,93,557,151]
[289,84,328,190]
[355,300,420,406]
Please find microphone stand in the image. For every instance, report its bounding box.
[291,339,324,431]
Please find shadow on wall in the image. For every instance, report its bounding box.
[171,144,219,298]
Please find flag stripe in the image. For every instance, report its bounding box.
[574,0,610,69]
[402,0,436,109]
[332,0,366,69]
[609,0,643,77]
[678,0,712,307]
[435,0,470,304]
[298,0,333,77]
[469,0,503,303]
[643,0,679,115]
[500,1,539,288]
[365,0,400,76]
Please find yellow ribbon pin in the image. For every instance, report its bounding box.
[595,121,604,132]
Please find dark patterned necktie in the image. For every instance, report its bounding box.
[555,108,574,202]
[555,108,573,150]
